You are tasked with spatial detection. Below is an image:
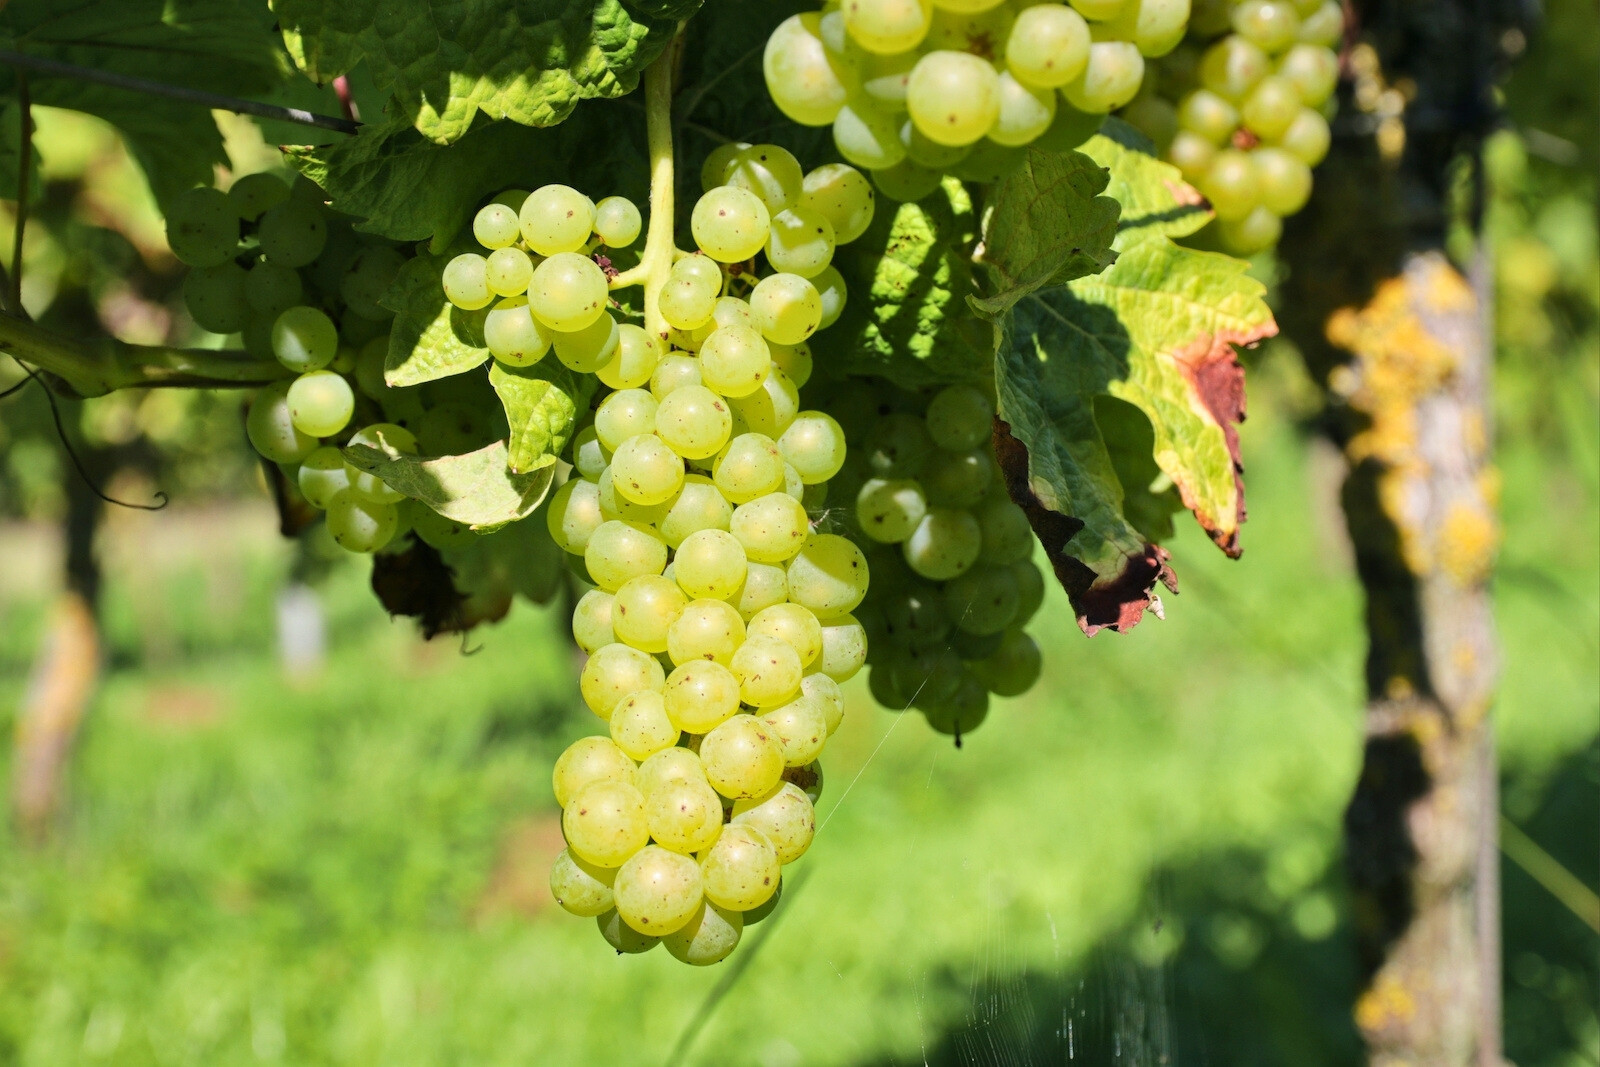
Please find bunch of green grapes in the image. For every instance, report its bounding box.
[168,174,426,555]
[763,0,1192,199]
[823,379,1044,742]
[1121,0,1341,253]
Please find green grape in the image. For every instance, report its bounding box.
[714,433,786,504]
[1297,0,1343,46]
[484,296,554,367]
[728,370,800,439]
[730,561,791,621]
[1233,0,1301,52]
[658,475,733,548]
[781,462,806,502]
[1253,146,1313,215]
[833,98,909,171]
[528,252,609,332]
[858,49,917,109]
[594,196,642,247]
[1062,41,1145,113]
[1005,3,1091,88]
[609,690,681,760]
[1011,558,1046,623]
[815,614,868,682]
[344,423,416,505]
[765,13,852,127]
[473,201,522,249]
[920,447,993,507]
[638,747,708,797]
[946,139,1025,183]
[658,274,719,331]
[990,72,1058,146]
[1275,106,1331,166]
[340,245,404,321]
[921,673,990,736]
[227,172,289,222]
[1241,75,1303,140]
[563,779,650,868]
[597,467,673,526]
[889,644,965,709]
[646,777,725,854]
[655,385,734,460]
[748,603,824,669]
[701,714,787,797]
[972,627,1044,696]
[1120,93,1179,152]
[710,296,756,333]
[166,187,239,268]
[674,528,748,600]
[245,261,304,320]
[585,520,669,591]
[868,662,916,710]
[925,384,994,450]
[651,353,704,399]
[520,184,597,256]
[613,574,690,654]
[442,253,493,310]
[731,782,815,863]
[943,565,1021,635]
[800,163,876,245]
[901,118,972,170]
[183,262,250,334]
[667,599,745,666]
[1276,43,1337,107]
[1200,148,1260,221]
[286,369,354,438]
[1068,0,1128,18]
[663,658,742,732]
[882,583,953,649]
[1168,130,1219,180]
[267,307,337,376]
[552,735,637,808]
[553,310,620,374]
[1199,36,1270,101]
[699,824,780,910]
[1189,0,1233,34]
[664,902,743,966]
[595,389,660,452]
[581,642,666,720]
[408,503,475,551]
[297,446,350,508]
[924,0,1015,51]
[903,507,982,579]
[864,412,935,476]
[1178,89,1240,144]
[698,325,772,398]
[484,246,534,297]
[258,199,327,268]
[673,252,725,290]
[550,849,616,917]
[730,635,805,710]
[1217,204,1283,254]
[786,534,870,617]
[691,186,771,263]
[1105,0,1192,56]
[725,144,805,214]
[975,493,1033,564]
[749,274,823,345]
[906,51,1002,146]
[572,588,617,653]
[842,0,932,54]
[777,411,847,484]
[572,426,611,481]
[730,493,812,563]
[595,324,660,390]
[856,477,929,542]
[803,672,847,735]
[610,434,685,506]
[325,490,399,553]
[700,141,752,193]
[766,205,836,279]
[596,908,658,954]
[768,342,814,390]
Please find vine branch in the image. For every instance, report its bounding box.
[0,315,291,396]
[11,70,30,313]
[608,36,684,338]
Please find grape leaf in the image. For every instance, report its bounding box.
[382,255,491,387]
[1080,119,1212,249]
[489,360,594,474]
[344,440,556,530]
[272,0,677,143]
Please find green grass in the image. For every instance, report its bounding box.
[0,374,1593,1066]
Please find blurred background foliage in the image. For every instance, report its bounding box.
[0,0,1593,1062]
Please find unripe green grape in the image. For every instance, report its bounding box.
[654,385,734,461]
[945,565,1022,635]
[1297,0,1344,46]
[989,72,1058,146]
[658,274,719,331]
[1169,130,1219,181]
[749,274,823,345]
[856,477,928,542]
[245,261,304,320]
[297,446,350,508]
[594,196,642,247]
[833,98,909,170]
[1276,43,1338,107]
[971,627,1043,695]
[246,380,317,463]
[647,778,725,854]
[869,662,915,710]
[871,158,944,201]
[748,603,824,669]
[609,690,681,760]
[1201,148,1260,221]
[613,573,689,654]
[1121,94,1180,153]
[777,411,847,485]
[863,413,935,477]
[701,141,752,193]
[691,186,771,264]
[1011,558,1047,623]
[572,589,616,653]
[815,614,868,683]
[650,354,704,399]
[765,13,852,127]
[975,494,1034,564]
[725,144,805,214]
[714,433,786,504]
[843,0,932,54]
[904,508,982,579]
[227,172,289,222]
[258,199,327,268]
[271,306,338,372]
[166,187,239,268]
[664,902,742,966]
[1252,146,1313,215]
[658,475,732,549]
[1178,89,1241,144]
[472,201,521,249]
[484,296,554,367]
[882,582,953,648]
[921,447,993,507]
[638,747,708,797]
[1241,75,1303,140]
[1005,4,1091,89]
[442,252,493,310]
[596,908,658,953]
[730,635,805,710]
[1069,0,1128,17]
[325,489,399,553]
[1199,36,1270,101]
[552,310,620,374]
[527,251,608,333]
[699,824,780,910]
[181,261,250,336]
[731,782,815,863]
[581,642,666,720]
[1062,41,1145,113]
[287,369,354,438]
[553,735,637,809]
[701,713,786,798]
[1233,0,1301,52]
[922,672,990,736]
[564,779,649,868]
[766,205,836,278]
[730,492,812,564]
[339,245,404,321]
[667,599,745,666]
[663,658,743,732]
[946,139,1025,183]
[481,246,531,298]
[728,370,800,438]
[610,434,684,507]
[906,51,1002,147]
[675,528,749,600]
[699,324,773,398]
[786,534,870,618]
[585,520,669,591]
[519,183,596,256]
[595,390,659,452]
[1217,204,1283,254]
[925,384,994,450]
[1275,106,1331,165]
[800,163,876,245]
[901,118,972,170]
[550,848,617,918]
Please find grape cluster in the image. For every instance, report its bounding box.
[168,175,430,555]
[824,379,1045,741]
[764,0,1189,199]
[1122,0,1340,253]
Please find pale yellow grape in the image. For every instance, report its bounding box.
[1101,0,1192,57]
[902,507,982,579]
[597,466,672,526]
[672,254,724,292]
[833,97,908,170]
[485,246,533,297]
[1252,146,1313,215]
[803,660,849,730]
[572,426,610,481]
[658,475,732,548]
[765,206,836,278]
[564,779,649,867]
[663,659,743,732]
[731,782,816,863]
[782,463,806,502]
[520,183,596,255]
[650,354,704,399]
[701,141,751,193]
[594,196,642,247]
[609,690,681,760]
[655,385,734,460]
[700,714,786,798]
[1062,41,1145,113]
[842,0,932,54]
[765,13,852,127]
[902,116,973,169]
[286,370,353,438]
[324,492,399,554]
[1240,75,1303,140]
[1297,0,1343,46]
[691,186,771,263]
[728,370,800,438]
[699,324,773,398]
[580,642,666,719]
[856,477,928,543]
[549,849,616,917]
[672,529,747,601]
[442,253,493,310]
[759,696,828,767]
[297,446,349,509]
[933,0,1007,12]
[1275,107,1331,166]
[768,342,813,389]
[800,164,876,244]
[484,296,554,366]
[638,747,707,796]
[572,589,616,653]
[668,321,715,353]
[858,48,918,109]
[271,306,339,374]
[1199,36,1270,102]
[1201,148,1260,221]
[1168,130,1218,181]
[1275,44,1336,106]
[528,252,608,332]
[594,388,659,451]
[811,614,867,682]
[710,296,756,332]
[907,51,1002,147]
[730,493,812,563]
[553,311,620,373]
[646,777,724,854]
[546,477,605,553]
[1217,207,1282,255]
[714,432,786,504]
[731,561,791,621]
[610,434,685,506]
[664,902,742,965]
[776,410,847,484]
[667,599,746,666]
[613,845,703,935]
[699,825,780,910]
[749,274,823,345]
[585,519,668,591]
[786,534,870,617]
[473,201,522,248]
[725,144,805,214]
[1069,0,1126,16]
[730,635,804,709]
[553,735,638,807]
[1233,0,1301,51]
[658,274,719,331]
[748,603,824,668]
[596,908,658,953]
[613,574,689,654]
[988,72,1057,145]
[1178,89,1240,144]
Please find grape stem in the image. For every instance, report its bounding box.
[0,314,291,397]
[608,38,685,338]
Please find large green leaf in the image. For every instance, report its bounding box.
[382,255,491,387]
[344,439,555,530]
[272,0,677,143]
[1079,119,1212,249]
[489,360,593,474]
